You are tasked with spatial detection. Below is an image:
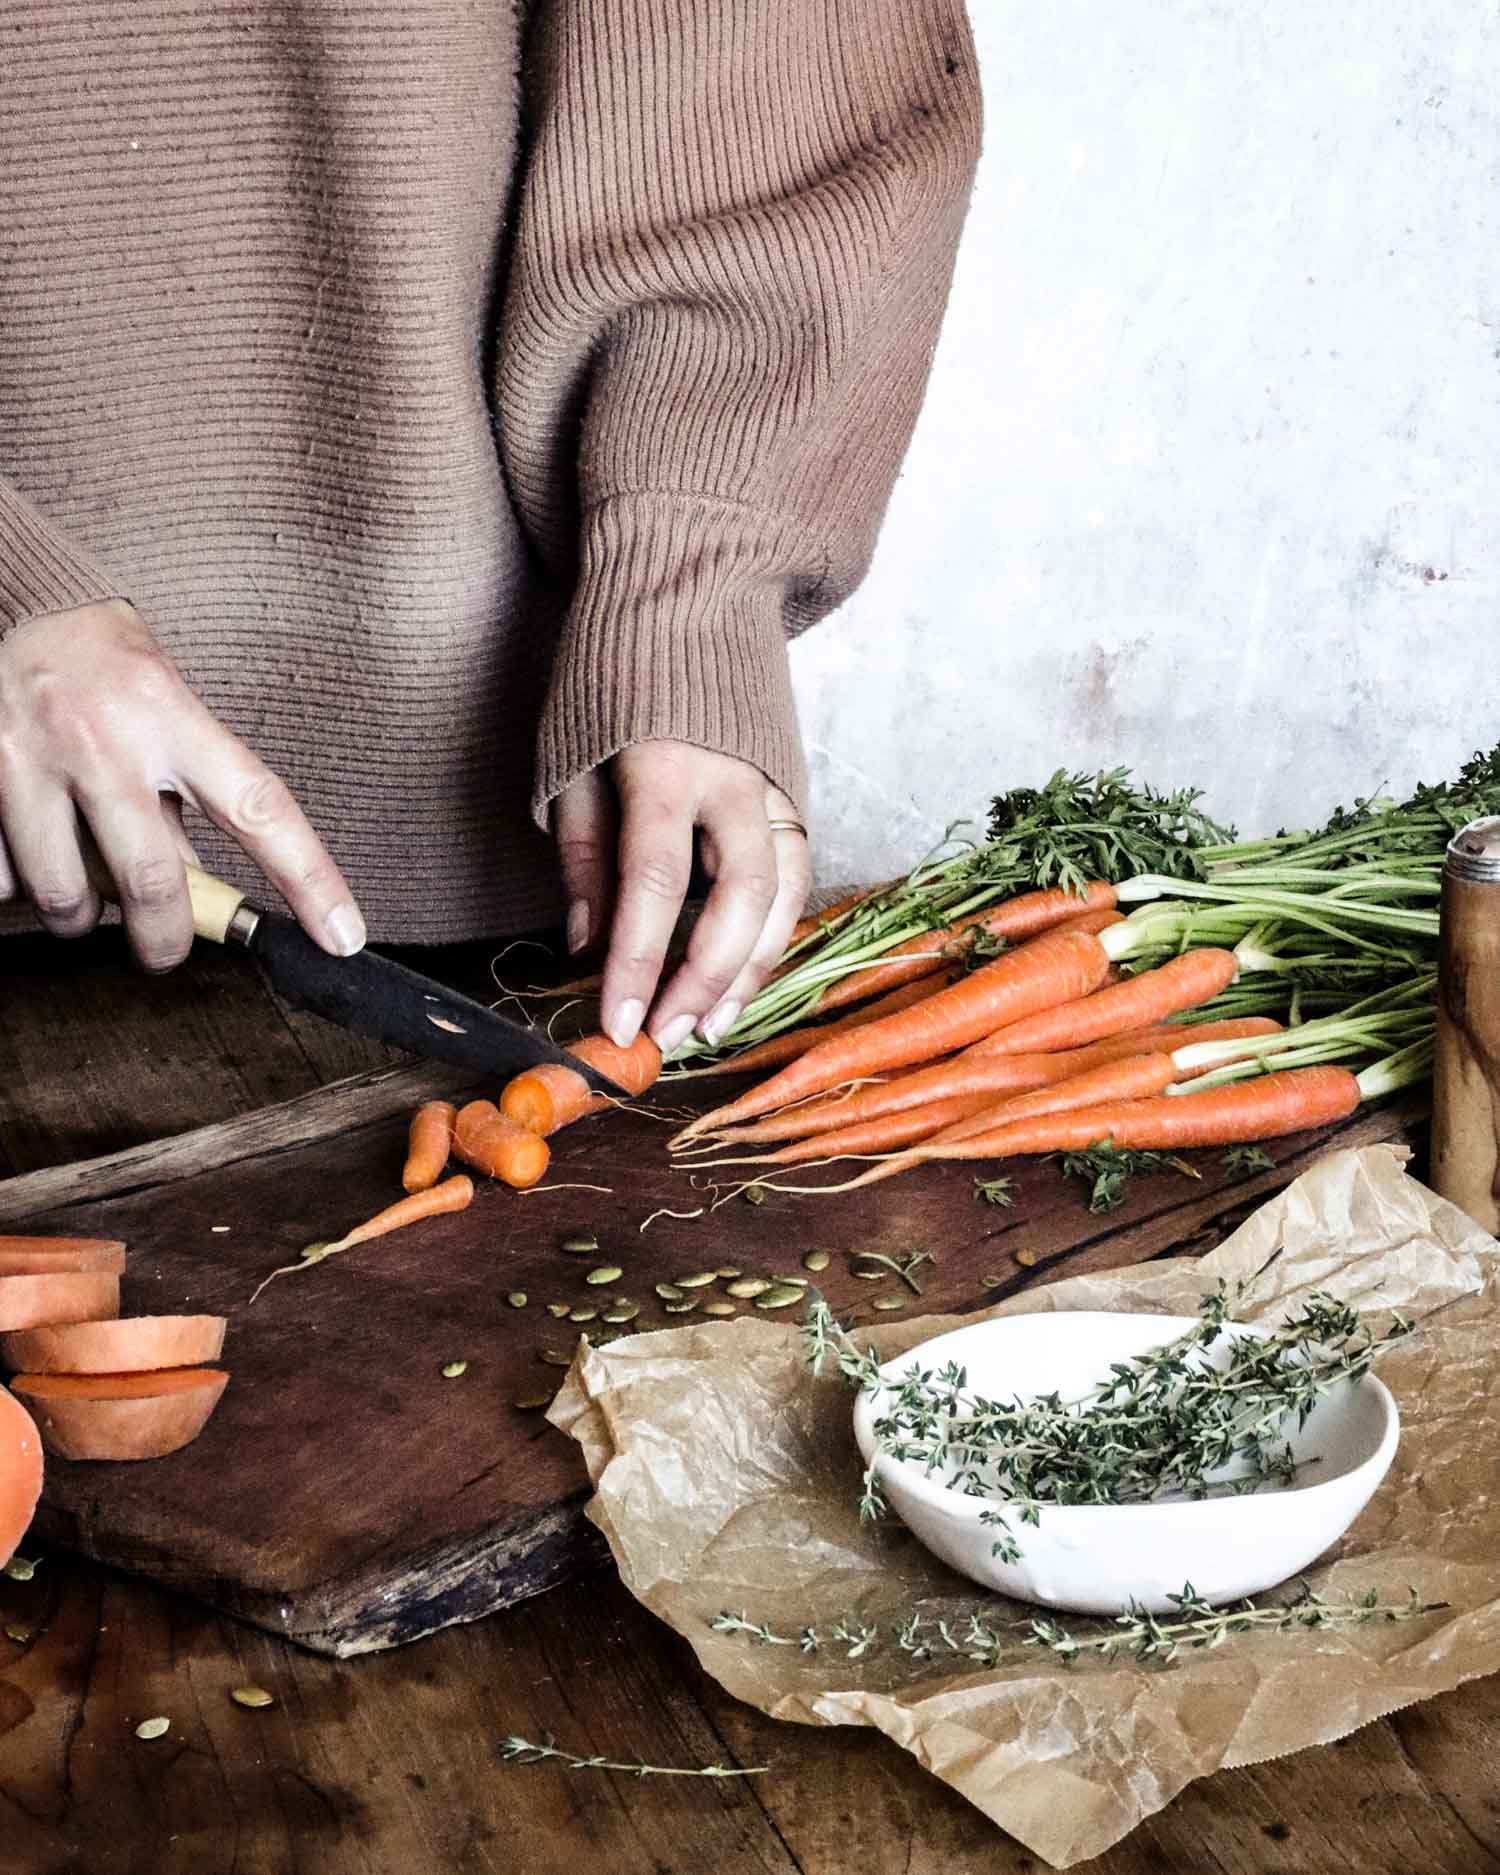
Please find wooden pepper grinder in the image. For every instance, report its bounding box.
[1431,816,1500,1231]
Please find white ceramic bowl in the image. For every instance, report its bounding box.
[851,1311,1399,1614]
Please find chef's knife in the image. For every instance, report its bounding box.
[183,866,627,1094]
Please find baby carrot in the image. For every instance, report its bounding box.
[248,1175,475,1302]
[402,1100,457,1192]
[453,1101,551,1188]
[966,949,1239,1058]
[673,970,964,1079]
[696,1092,1001,1169]
[500,1033,661,1136]
[673,927,1113,1142]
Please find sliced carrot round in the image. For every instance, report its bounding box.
[11,1368,229,1462]
[0,1383,43,1568]
[0,1315,226,1377]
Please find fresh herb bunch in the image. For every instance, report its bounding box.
[1060,1142,1199,1213]
[986,767,1233,894]
[712,1581,1442,1673]
[804,1288,1411,1562]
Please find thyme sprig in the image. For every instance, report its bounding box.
[803,1289,1411,1553]
[499,1733,768,1778]
[1059,1142,1201,1213]
[973,1176,1016,1207]
[712,1583,1444,1672]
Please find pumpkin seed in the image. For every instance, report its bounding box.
[726,1277,772,1299]
[662,1299,698,1314]
[135,1716,170,1741]
[4,1624,31,1644]
[754,1284,806,1310]
[506,1292,528,1309]
[513,1389,558,1411]
[2,1556,37,1582]
[743,1185,767,1205]
[716,1266,741,1280]
[774,1275,809,1287]
[547,1302,571,1319]
[561,1234,599,1255]
[537,1347,574,1367]
[229,1686,275,1710]
[568,1307,598,1324]
[872,1297,905,1312]
[674,1271,719,1290]
[585,1266,623,1286]
[601,1303,639,1324]
[1014,1247,1040,1268]
[851,1265,885,1281]
[441,1360,468,1378]
[802,1249,831,1272]
[700,1301,736,1317]
[655,1281,685,1301]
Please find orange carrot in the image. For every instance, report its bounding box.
[250,1175,477,1302]
[702,1092,1002,1168]
[802,1054,1185,1187]
[500,1031,662,1135]
[908,1065,1361,1161]
[698,1017,1283,1149]
[677,969,965,1079]
[453,1101,552,1187]
[1048,906,1126,938]
[803,882,1119,1019]
[402,1100,457,1192]
[965,949,1240,1058]
[674,927,1113,1141]
[784,883,886,949]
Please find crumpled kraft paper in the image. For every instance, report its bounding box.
[550,1146,1500,1867]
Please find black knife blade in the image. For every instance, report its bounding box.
[245,909,627,1095]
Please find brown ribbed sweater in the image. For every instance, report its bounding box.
[0,2,981,943]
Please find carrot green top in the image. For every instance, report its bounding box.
[0,2,982,942]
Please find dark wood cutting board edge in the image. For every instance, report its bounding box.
[0,1064,1426,1658]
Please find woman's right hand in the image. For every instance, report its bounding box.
[0,598,365,971]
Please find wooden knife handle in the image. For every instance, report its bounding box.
[1431,869,1500,1232]
[185,866,252,945]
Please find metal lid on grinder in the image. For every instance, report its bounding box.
[1445,817,1500,884]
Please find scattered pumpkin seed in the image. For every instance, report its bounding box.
[802,1249,831,1272]
[546,1302,571,1318]
[585,1265,623,1286]
[601,1303,640,1324]
[674,1271,719,1289]
[537,1347,574,1367]
[716,1266,742,1280]
[506,1292,528,1309]
[135,1716,170,1741]
[754,1284,806,1310]
[1013,1247,1040,1268]
[743,1186,767,1206]
[561,1234,599,1255]
[850,1265,885,1281]
[513,1388,558,1410]
[872,1297,905,1312]
[774,1275,809,1288]
[700,1300,736,1317]
[4,1624,31,1644]
[229,1686,275,1710]
[662,1299,698,1314]
[568,1307,598,1324]
[726,1277,773,1299]
[441,1360,468,1378]
[2,1556,38,1583]
[655,1281,685,1301]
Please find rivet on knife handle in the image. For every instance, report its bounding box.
[186,866,262,947]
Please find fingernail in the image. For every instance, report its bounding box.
[326,902,367,958]
[654,1012,697,1056]
[566,899,590,955]
[608,997,645,1049]
[703,999,741,1046]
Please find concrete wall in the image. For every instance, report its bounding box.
[790,2,1500,887]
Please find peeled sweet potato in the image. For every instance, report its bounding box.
[1,1315,226,1377]
[0,1237,126,1276]
[11,1368,229,1461]
[0,1383,43,1567]
[0,1272,119,1333]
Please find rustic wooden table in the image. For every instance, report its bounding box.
[2,930,1497,1875]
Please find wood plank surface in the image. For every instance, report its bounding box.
[1,929,1496,1875]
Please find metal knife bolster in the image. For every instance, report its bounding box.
[233,900,625,1095]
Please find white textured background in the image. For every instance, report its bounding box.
[790,3,1500,886]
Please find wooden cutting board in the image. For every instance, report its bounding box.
[0,1061,1420,1657]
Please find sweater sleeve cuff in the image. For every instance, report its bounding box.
[531,493,813,828]
[0,479,120,634]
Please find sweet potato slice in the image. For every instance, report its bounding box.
[0,1273,119,1333]
[1,1315,226,1377]
[0,1383,43,1567]
[11,1368,229,1461]
[0,1237,126,1276]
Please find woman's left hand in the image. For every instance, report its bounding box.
[552,740,810,1054]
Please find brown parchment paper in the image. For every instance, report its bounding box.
[549,1146,1500,1867]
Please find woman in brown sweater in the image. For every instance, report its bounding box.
[0,1,981,1052]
